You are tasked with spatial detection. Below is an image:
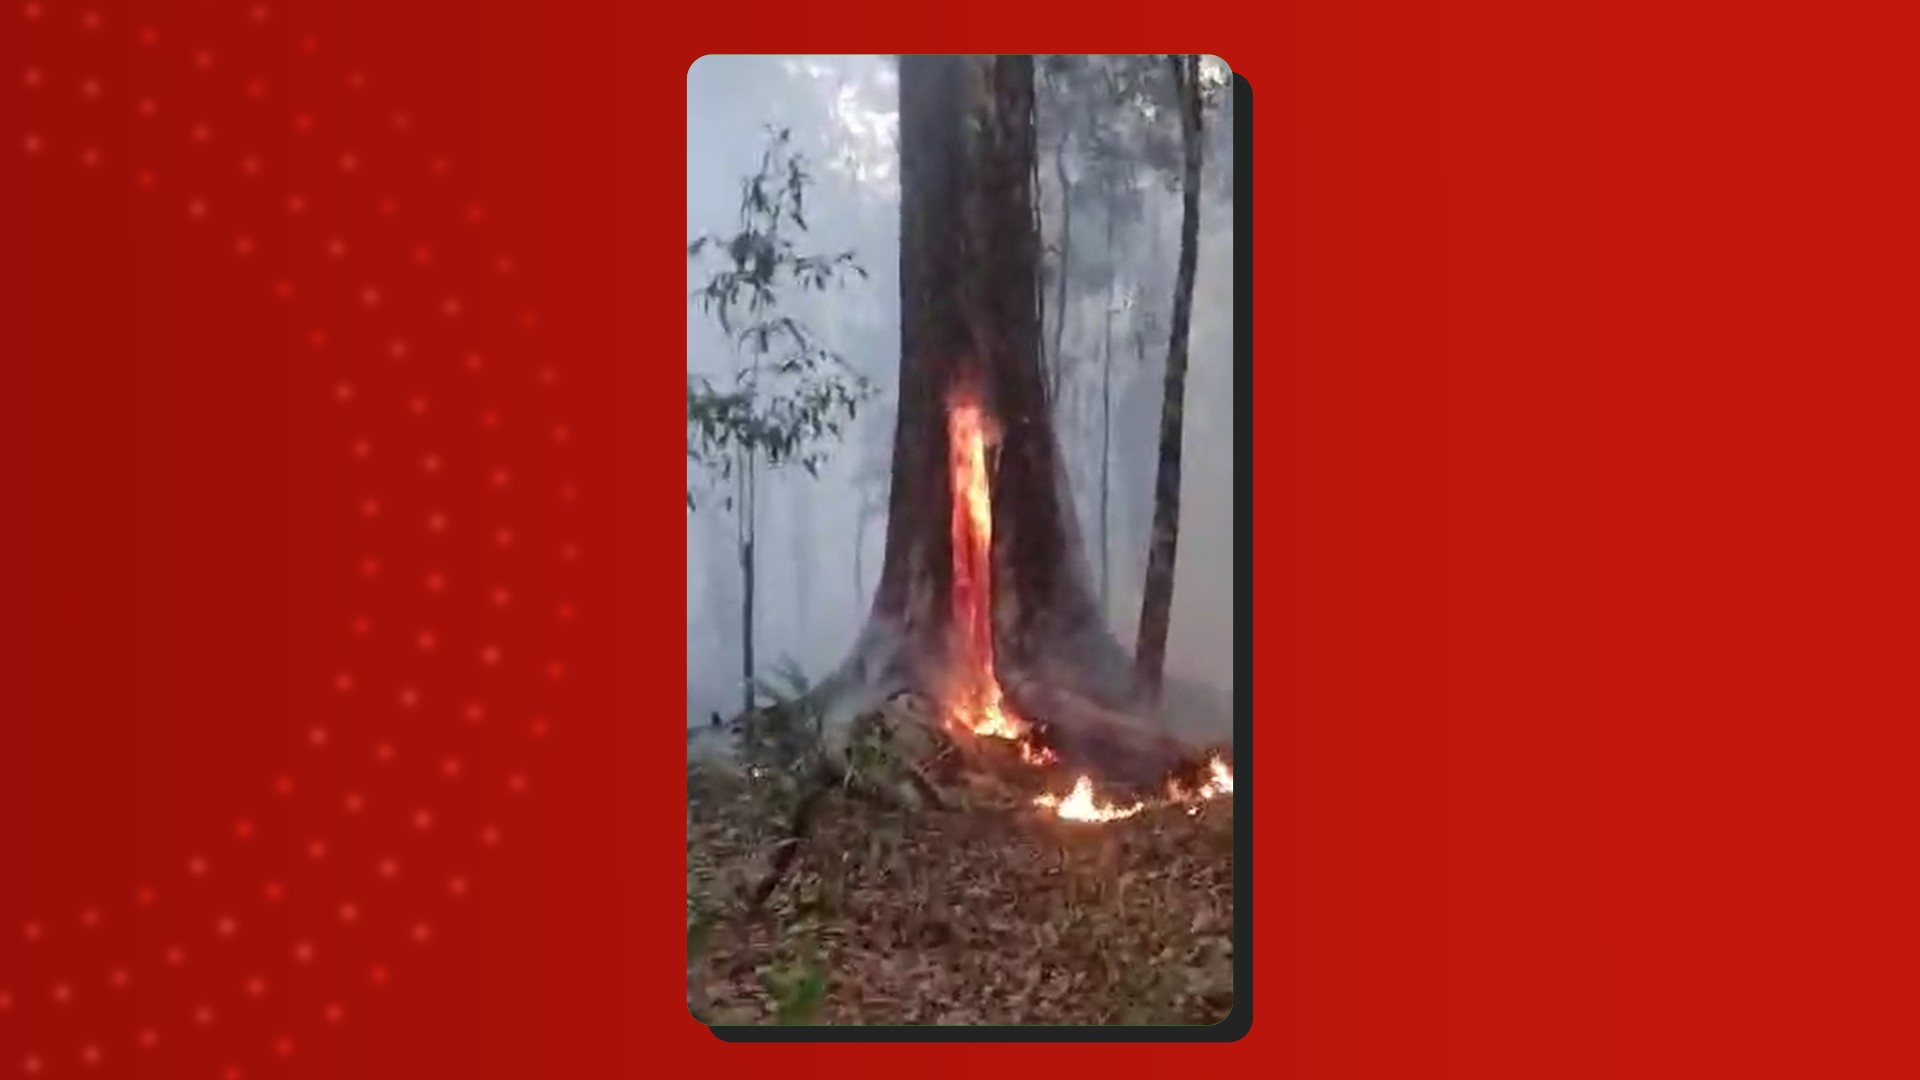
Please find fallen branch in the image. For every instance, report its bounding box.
[746,782,827,909]
[745,749,934,911]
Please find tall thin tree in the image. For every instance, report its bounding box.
[687,129,875,712]
[1134,54,1204,699]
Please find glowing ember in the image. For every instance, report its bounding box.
[944,389,1053,765]
[1034,775,1145,823]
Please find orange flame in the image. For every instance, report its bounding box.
[1164,754,1235,802]
[942,385,1235,822]
[1207,757,1234,795]
[944,389,1053,764]
[1034,775,1145,823]
[1036,755,1235,824]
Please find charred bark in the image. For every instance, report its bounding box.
[831,54,1154,779]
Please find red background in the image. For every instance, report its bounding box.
[4,1,1918,1077]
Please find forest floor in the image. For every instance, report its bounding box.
[685,758,1235,1027]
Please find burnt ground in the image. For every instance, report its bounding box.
[685,761,1235,1027]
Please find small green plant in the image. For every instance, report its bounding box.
[687,126,876,511]
[686,902,718,962]
[751,656,815,712]
[735,658,819,766]
[760,938,828,1025]
[688,127,877,714]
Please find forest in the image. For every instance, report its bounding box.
[685,54,1238,1026]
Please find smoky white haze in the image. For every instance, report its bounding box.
[685,55,1236,741]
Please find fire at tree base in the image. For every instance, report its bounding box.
[685,748,1234,1026]
[681,377,1235,1024]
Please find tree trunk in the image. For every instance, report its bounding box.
[1099,210,1118,615]
[1050,132,1073,404]
[833,54,1171,784]
[739,456,757,714]
[1134,55,1203,701]
[791,484,813,645]
[740,534,755,711]
[853,508,866,601]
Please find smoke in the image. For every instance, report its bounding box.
[686,56,1235,740]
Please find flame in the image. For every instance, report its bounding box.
[1034,775,1145,823]
[944,389,1054,765]
[1197,755,1234,797]
[1036,755,1235,824]
[1168,754,1235,801]
[941,386,1234,822]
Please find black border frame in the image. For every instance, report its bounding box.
[706,67,1253,1044]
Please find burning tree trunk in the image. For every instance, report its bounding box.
[824,55,1193,790]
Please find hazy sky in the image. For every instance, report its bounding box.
[686,56,1235,735]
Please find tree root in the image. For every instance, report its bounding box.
[746,769,831,910]
[1003,675,1203,791]
[729,661,1217,910]
[744,751,942,911]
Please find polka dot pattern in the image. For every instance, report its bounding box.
[5,3,582,1073]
